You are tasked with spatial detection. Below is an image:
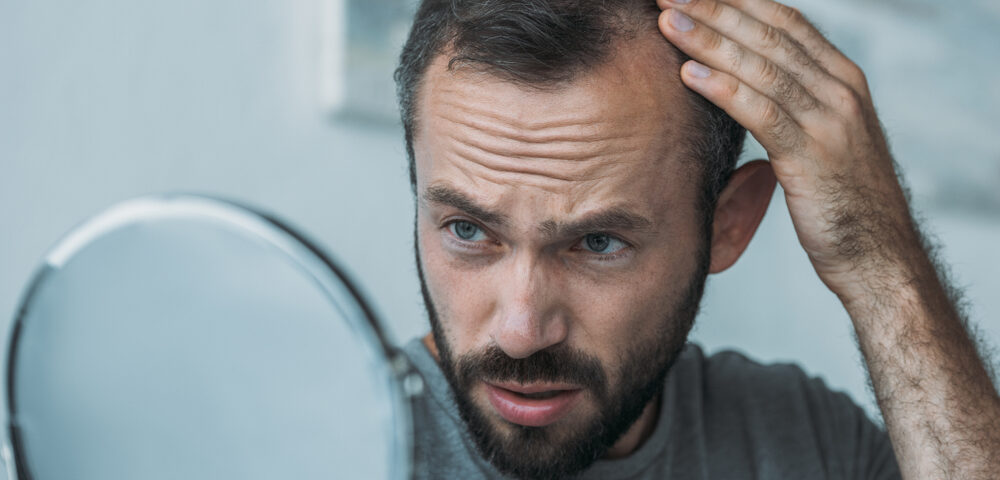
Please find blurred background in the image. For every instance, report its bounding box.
[2,0,998,429]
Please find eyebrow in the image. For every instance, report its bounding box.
[539,208,655,239]
[422,185,509,227]
[421,184,655,238]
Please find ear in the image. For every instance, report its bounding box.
[708,159,777,274]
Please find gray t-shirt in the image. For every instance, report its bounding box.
[402,338,901,479]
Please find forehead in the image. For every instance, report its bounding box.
[413,34,698,224]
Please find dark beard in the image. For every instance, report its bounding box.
[414,232,709,479]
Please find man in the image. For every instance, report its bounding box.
[393,0,1000,478]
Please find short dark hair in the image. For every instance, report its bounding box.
[394,0,746,227]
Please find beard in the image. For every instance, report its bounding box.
[414,236,710,479]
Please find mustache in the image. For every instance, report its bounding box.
[455,343,609,399]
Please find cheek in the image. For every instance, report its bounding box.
[566,250,695,365]
[418,221,496,350]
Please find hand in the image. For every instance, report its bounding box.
[655,5,1000,477]
[656,0,920,298]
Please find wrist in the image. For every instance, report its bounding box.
[819,246,931,317]
[829,250,953,336]
[812,206,927,304]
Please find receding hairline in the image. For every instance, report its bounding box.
[442,5,673,87]
[410,27,689,143]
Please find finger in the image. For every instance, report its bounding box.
[678,59,807,156]
[655,0,843,107]
[659,8,823,121]
[717,0,869,93]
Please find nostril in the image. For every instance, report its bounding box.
[493,308,569,360]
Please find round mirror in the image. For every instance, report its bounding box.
[5,194,413,480]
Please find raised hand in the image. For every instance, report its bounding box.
[656,1,1000,477]
[657,0,917,299]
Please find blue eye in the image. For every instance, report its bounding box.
[580,233,626,255]
[450,221,486,241]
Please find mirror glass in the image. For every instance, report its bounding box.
[6,195,410,480]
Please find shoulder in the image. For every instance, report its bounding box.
[699,346,843,409]
[673,343,859,414]
[664,344,900,479]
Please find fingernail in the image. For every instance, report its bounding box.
[669,10,695,32]
[687,61,711,78]
[669,0,691,4]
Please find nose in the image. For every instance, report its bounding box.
[490,254,569,359]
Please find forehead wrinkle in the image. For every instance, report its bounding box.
[438,113,649,163]
[448,128,646,165]
[431,112,652,185]
[444,138,631,184]
[435,96,631,144]
[451,159,608,196]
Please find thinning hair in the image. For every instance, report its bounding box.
[394,0,747,231]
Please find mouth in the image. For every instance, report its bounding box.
[483,381,583,427]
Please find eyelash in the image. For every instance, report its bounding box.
[441,219,634,262]
[441,219,497,252]
[573,240,632,262]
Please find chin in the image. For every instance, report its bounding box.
[465,395,612,479]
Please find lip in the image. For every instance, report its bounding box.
[484,382,583,427]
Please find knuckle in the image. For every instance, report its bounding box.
[775,5,803,26]
[784,36,814,67]
[844,62,869,89]
[706,30,725,52]
[758,59,782,85]
[797,92,820,112]
[776,78,796,104]
[725,41,745,71]
[706,0,726,22]
[728,6,746,31]
[756,95,804,151]
[828,81,854,101]
[786,34,807,51]
[772,70,819,112]
[792,50,814,68]
[761,100,783,127]
[720,77,741,100]
[841,94,864,117]
[760,24,783,50]
[831,82,863,115]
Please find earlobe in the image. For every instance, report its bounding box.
[708,160,777,274]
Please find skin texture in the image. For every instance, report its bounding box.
[412,29,777,473]
[655,0,1000,477]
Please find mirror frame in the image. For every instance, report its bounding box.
[3,194,415,480]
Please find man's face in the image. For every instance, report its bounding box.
[412,37,709,478]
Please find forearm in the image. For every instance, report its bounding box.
[840,241,1000,479]
[649,0,1000,471]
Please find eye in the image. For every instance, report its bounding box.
[579,233,627,255]
[449,220,487,242]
